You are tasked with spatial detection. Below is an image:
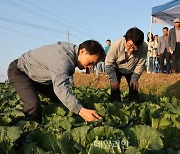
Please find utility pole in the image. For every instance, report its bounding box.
[0,74,4,83]
[68,30,69,43]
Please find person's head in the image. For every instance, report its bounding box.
[124,27,144,54]
[162,27,168,36]
[106,39,111,46]
[174,18,180,28]
[147,32,154,42]
[77,40,105,70]
[154,35,158,41]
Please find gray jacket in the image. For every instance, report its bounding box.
[168,28,176,51]
[17,42,83,114]
[158,36,169,54]
[105,37,148,83]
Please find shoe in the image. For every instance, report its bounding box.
[24,113,42,123]
[159,71,164,74]
[129,99,138,103]
[171,70,178,74]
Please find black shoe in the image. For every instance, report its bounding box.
[24,113,42,123]
[171,69,178,74]
[129,99,139,103]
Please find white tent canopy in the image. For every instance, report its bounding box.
[152,0,180,26]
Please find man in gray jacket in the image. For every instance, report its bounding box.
[105,27,148,102]
[168,18,180,73]
[158,27,171,74]
[8,40,105,123]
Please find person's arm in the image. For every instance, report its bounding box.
[105,42,119,84]
[49,59,101,122]
[131,43,148,84]
[168,29,173,52]
[50,62,82,114]
[157,37,161,55]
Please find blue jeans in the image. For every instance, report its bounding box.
[96,61,105,75]
[147,57,156,73]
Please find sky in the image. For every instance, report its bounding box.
[0,0,173,82]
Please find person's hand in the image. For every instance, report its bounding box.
[158,51,160,56]
[130,80,139,90]
[78,108,102,122]
[111,82,120,90]
[169,47,173,54]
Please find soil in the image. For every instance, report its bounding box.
[73,72,180,99]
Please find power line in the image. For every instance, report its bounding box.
[1,0,70,28]
[21,0,107,39]
[0,8,84,42]
[0,25,50,42]
[1,0,106,40]
[0,16,69,41]
[0,16,84,41]
[0,17,67,34]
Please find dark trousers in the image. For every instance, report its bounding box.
[7,60,60,122]
[159,49,171,73]
[111,68,139,102]
[172,43,180,71]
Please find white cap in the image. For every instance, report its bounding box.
[174,18,180,23]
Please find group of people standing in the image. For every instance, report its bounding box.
[146,18,180,74]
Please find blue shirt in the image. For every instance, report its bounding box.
[104,46,110,54]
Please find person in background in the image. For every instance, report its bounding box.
[158,27,171,74]
[105,27,148,103]
[85,68,90,74]
[146,32,154,73]
[153,35,159,73]
[86,66,95,74]
[168,18,180,74]
[8,40,105,123]
[96,39,111,76]
[104,39,111,55]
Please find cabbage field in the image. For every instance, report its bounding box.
[0,83,180,154]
